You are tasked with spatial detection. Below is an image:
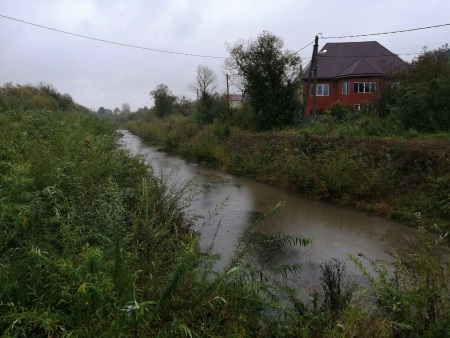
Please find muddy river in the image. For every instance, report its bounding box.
[119,129,417,293]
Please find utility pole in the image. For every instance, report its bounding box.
[302,35,318,121]
[226,73,229,96]
[311,35,319,119]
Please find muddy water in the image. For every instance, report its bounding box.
[119,130,417,292]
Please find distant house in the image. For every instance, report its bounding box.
[302,41,406,117]
[229,93,244,109]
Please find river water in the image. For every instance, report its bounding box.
[119,130,417,293]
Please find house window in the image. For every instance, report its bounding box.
[353,82,376,93]
[342,82,349,95]
[310,84,329,96]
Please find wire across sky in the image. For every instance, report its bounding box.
[1,13,449,60]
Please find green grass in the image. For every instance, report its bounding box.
[0,107,314,337]
[2,83,449,336]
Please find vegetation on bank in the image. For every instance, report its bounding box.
[0,82,91,114]
[124,115,450,230]
[2,73,449,336]
[0,84,315,336]
[117,44,450,230]
[121,42,450,336]
[0,84,369,337]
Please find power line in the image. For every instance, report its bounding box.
[322,23,450,40]
[0,13,226,59]
[3,13,447,64]
[294,40,315,54]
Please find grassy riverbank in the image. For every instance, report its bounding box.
[0,86,316,336]
[124,115,450,231]
[2,84,449,337]
[0,113,292,336]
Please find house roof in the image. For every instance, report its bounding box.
[302,41,406,80]
[229,94,243,101]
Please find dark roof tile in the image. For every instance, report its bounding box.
[302,41,406,79]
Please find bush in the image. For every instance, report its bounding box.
[388,45,450,132]
[195,93,231,125]
[181,127,226,166]
[351,225,450,337]
[0,83,88,113]
[357,113,405,136]
[327,101,353,121]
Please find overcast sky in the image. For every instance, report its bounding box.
[1,0,449,111]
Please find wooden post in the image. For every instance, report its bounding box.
[312,35,319,119]
[302,36,318,121]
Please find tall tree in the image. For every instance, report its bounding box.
[121,103,131,114]
[190,65,217,100]
[150,84,176,118]
[392,44,450,132]
[225,31,302,130]
[97,106,106,115]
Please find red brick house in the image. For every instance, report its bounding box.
[302,41,406,117]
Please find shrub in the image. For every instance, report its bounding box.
[389,45,450,132]
[351,225,450,337]
[327,101,353,121]
[195,93,231,125]
[181,127,225,166]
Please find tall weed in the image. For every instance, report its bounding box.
[350,225,450,337]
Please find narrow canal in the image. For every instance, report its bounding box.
[119,129,417,292]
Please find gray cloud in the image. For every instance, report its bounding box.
[1,0,449,111]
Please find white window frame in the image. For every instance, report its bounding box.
[342,82,349,95]
[310,84,329,96]
[353,82,376,93]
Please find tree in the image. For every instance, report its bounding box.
[150,84,176,118]
[174,95,193,116]
[225,31,302,130]
[228,72,246,98]
[195,93,231,124]
[389,45,450,132]
[113,107,120,114]
[121,103,131,114]
[97,106,106,115]
[190,65,217,101]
